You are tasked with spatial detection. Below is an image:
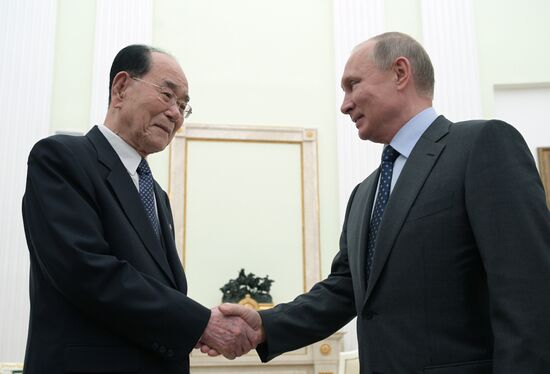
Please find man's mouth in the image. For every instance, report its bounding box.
[154,124,172,135]
[353,115,364,126]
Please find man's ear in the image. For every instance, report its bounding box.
[392,56,411,90]
[111,71,131,108]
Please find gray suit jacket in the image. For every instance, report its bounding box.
[257,117,550,374]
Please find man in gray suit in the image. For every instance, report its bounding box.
[212,32,550,373]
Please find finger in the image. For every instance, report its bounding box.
[223,352,236,360]
[202,310,256,358]
[200,344,212,354]
[231,336,246,357]
[244,324,260,348]
[206,348,221,356]
[236,323,255,356]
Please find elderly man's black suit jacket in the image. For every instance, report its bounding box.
[257,117,550,374]
[22,126,211,373]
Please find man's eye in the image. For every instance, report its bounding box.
[161,91,174,102]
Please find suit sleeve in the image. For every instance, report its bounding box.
[22,137,210,360]
[465,120,550,371]
[256,185,360,362]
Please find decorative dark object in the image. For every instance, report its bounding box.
[220,269,274,304]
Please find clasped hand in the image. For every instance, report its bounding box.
[196,303,265,359]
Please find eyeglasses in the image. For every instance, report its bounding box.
[131,76,192,119]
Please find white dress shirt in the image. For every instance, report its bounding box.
[98,124,159,216]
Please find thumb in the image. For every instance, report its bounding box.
[218,302,246,317]
[219,303,262,330]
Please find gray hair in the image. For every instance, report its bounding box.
[370,32,435,99]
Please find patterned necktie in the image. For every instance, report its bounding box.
[137,158,161,240]
[366,145,400,279]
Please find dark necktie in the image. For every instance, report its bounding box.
[137,158,161,240]
[366,145,400,279]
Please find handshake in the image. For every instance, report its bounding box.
[196,303,265,360]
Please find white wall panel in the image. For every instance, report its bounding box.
[333,0,385,351]
[494,85,550,162]
[89,0,153,127]
[421,0,482,121]
[334,0,385,223]
[0,0,57,361]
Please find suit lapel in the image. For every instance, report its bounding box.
[363,116,451,306]
[351,171,379,298]
[87,127,177,287]
[154,183,187,292]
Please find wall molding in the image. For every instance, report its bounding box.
[89,0,153,127]
[169,123,321,292]
[332,0,386,352]
[0,0,57,361]
[421,0,482,121]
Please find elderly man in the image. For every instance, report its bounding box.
[22,45,260,374]
[216,32,550,373]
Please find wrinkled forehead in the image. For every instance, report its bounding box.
[348,41,375,67]
[148,52,189,100]
[341,42,375,86]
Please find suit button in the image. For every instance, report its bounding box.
[167,349,174,358]
[152,342,159,351]
[365,310,376,320]
[159,345,167,354]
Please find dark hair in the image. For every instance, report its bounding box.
[108,44,164,104]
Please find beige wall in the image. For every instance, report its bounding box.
[474,0,550,116]
[50,0,96,133]
[385,0,422,39]
[184,140,304,307]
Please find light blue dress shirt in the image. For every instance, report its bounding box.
[387,107,439,192]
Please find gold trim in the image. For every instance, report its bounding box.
[172,124,321,294]
[182,138,189,268]
[538,147,550,208]
[300,143,307,291]
[0,362,24,372]
[315,133,322,281]
[238,294,259,310]
[167,142,173,199]
[186,137,303,145]
[319,343,332,355]
[236,294,274,311]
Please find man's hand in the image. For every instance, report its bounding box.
[219,303,263,332]
[196,303,265,359]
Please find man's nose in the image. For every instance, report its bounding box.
[164,102,182,121]
[340,95,353,115]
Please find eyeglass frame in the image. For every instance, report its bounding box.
[131,76,192,119]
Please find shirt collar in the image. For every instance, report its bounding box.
[390,107,438,158]
[98,124,142,175]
